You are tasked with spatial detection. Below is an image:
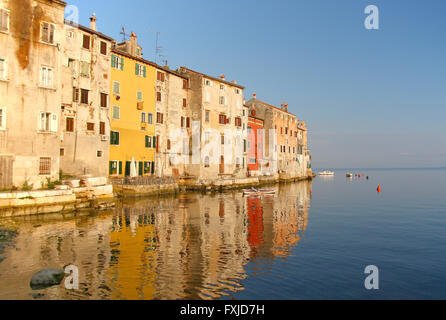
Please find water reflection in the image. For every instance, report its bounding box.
[0,181,311,300]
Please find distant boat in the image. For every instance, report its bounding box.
[319,171,335,176]
[346,173,353,178]
[243,188,276,196]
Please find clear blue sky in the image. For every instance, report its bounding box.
[66,0,446,168]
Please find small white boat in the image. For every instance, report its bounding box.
[346,173,353,178]
[319,171,335,176]
[243,188,276,196]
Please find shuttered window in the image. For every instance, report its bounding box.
[41,22,55,44]
[66,117,74,132]
[99,122,105,135]
[0,9,9,32]
[111,55,124,70]
[81,89,89,104]
[100,93,108,108]
[100,41,107,55]
[83,34,91,49]
[110,131,120,145]
[135,63,146,77]
[39,157,51,175]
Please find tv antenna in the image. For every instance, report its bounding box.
[120,26,130,42]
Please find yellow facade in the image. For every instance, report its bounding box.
[109,50,156,177]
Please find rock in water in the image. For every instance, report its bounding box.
[30,269,65,290]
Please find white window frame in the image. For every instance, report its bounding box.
[112,105,120,120]
[39,66,54,88]
[0,57,7,80]
[220,84,225,91]
[0,8,10,33]
[147,113,153,125]
[38,112,57,133]
[204,79,212,86]
[137,64,144,77]
[141,112,146,123]
[0,107,6,130]
[113,81,120,95]
[110,160,119,176]
[219,96,226,105]
[41,22,55,45]
[137,90,143,101]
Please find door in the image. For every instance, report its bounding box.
[220,156,224,174]
[0,156,13,189]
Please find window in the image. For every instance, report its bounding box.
[145,135,152,148]
[204,156,210,168]
[157,71,165,82]
[181,116,184,128]
[236,158,241,168]
[135,63,146,77]
[72,87,79,102]
[100,41,107,55]
[100,122,105,135]
[235,88,240,94]
[205,132,210,144]
[39,157,51,175]
[137,91,143,101]
[0,9,9,32]
[221,134,225,145]
[110,131,120,145]
[39,112,57,132]
[80,61,90,77]
[66,117,74,132]
[183,98,187,108]
[204,79,211,86]
[112,106,120,120]
[83,34,91,50]
[205,111,210,122]
[0,107,6,130]
[60,148,65,156]
[96,150,102,158]
[183,79,188,89]
[111,54,124,70]
[40,66,54,88]
[41,22,55,44]
[220,84,225,90]
[109,161,121,175]
[156,112,163,124]
[186,117,190,128]
[80,89,89,104]
[235,117,242,127]
[100,93,108,108]
[87,122,94,132]
[113,81,120,95]
[219,114,227,125]
[0,58,6,80]
[156,92,162,102]
[167,139,171,150]
[141,112,146,123]
[147,113,153,124]
[66,29,74,38]
[219,96,226,105]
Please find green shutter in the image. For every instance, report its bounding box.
[151,161,155,174]
[143,66,147,78]
[109,161,113,175]
[138,162,143,176]
[125,162,131,177]
[144,162,150,174]
[120,57,124,71]
[145,136,149,148]
[111,55,115,68]
[135,63,139,75]
[119,161,123,175]
[152,136,156,149]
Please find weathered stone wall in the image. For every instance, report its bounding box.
[0,0,67,189]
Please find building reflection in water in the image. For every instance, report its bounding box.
[0,181,311,300]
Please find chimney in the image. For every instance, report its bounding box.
[243,98,246,104]
[232,80,237,85]
[220,74,226,81]
[253,92,257,99]
[90,13,97,31]
[284,103,288,112]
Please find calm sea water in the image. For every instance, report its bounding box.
[0,169,445,300]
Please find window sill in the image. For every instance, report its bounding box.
[38,85,56,91]
[0,29,9,35]
[0,78,9,83]
[39,40,57,47]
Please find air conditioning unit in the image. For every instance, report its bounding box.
[101,135,108,141]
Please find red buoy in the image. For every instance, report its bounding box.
[377,186,381,193]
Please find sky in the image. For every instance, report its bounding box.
[66,0,446,169]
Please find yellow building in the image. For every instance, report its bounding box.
[109,33,157,177]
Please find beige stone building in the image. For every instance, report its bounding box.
[177,67,248,180]
[0,0,66,189]
[246,94,311,179]
[154,66,191,177]
[60,15,113,177]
